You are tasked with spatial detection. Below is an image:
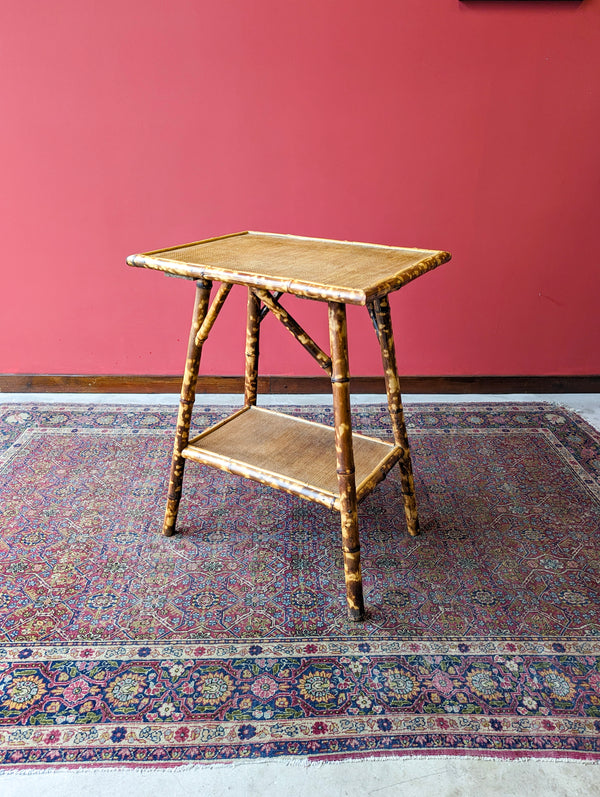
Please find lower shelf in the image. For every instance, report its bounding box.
[182,406,401,510]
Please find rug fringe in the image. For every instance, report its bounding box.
[1,751,599,777]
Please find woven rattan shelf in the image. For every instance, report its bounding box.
[183,406,400,510]
[127,230,451,621]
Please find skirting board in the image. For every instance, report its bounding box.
[1,375,599,394]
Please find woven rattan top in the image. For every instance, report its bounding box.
[127,231,450,305]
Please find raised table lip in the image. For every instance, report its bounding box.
[181,405,401,510]
[126,231,451,305]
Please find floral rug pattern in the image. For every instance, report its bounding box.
[0,402,599,767]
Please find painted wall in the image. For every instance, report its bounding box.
[1,0,598,377]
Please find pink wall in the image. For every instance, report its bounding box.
[1,0,598,378]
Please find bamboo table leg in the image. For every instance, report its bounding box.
[162,279,212,536]
[329,301,365,621]
[372,295,420,536]
[244,289,261,407]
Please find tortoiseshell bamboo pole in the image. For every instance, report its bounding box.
[194,283,232,346]
[372,295,420,536]
[259,291,282,321]
[244,288,261,406]
[328,301,364,622]
[162,279,212,537]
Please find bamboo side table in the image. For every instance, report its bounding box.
[127,232,451,621]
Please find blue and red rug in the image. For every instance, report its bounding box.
[0,402,599,768]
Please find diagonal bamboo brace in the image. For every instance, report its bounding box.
[253,288,333,375]
[194,282,233,346]
[259,291,282,321]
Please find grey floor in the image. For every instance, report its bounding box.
[0,393,599,797]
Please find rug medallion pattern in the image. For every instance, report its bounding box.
[0,403,599,767]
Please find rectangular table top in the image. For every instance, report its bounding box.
[127,231,450,305]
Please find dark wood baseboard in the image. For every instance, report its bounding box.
[1,374,599,394]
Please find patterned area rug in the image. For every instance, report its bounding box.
[0,402,599,768]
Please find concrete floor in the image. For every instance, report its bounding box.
[0,393,599,796]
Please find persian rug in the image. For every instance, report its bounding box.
[0,401,599,769]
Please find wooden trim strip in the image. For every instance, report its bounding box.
[1,374,599,394]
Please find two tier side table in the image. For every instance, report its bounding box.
[127,231,451,621]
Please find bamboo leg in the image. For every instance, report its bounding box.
[328,301,364,622]
[372,295,420,536]
[162,279,212,537]
[244,289,261,406]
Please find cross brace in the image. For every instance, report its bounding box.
[252,288,332,375]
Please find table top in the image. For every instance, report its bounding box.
[127,231,451,305]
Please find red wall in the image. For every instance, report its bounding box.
[1,0,598,378]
